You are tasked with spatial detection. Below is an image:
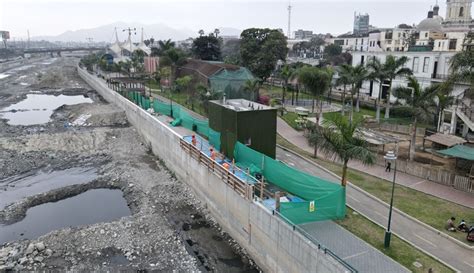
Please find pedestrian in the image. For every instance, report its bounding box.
[385,161,391,172]
[191,134,197,146]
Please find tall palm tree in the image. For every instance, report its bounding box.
[310,115,375,186]
[383,55,412,119]
[367,57,387,122]
[393,76,439,160]
[353,64,369,113]
[336,65,352,117]
[279,65,294,106]
[297,66,331,119]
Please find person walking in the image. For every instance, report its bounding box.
[385,161,391,172]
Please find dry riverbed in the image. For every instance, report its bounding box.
[0,57,258,272]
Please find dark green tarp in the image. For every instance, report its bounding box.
[438,145,474,160]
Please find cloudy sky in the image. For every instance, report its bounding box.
[1,0,446,38]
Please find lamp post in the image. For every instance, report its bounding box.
[384,149,398,248]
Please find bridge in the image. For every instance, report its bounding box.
[15,46,106,57]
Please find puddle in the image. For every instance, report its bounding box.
[0,94,93,125]
[0,167,98,210]
[0,73,9,80]
[0,189,130,244]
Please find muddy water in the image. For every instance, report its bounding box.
[0,167,98,210]
[0,189,130,244]
[0,94,93,125]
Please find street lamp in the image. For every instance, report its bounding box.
[383,149,398,248]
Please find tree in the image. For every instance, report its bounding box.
[382,55,412,119]
[198,29,205,37]
[160,47,187,85]
[192,33,222,61]
[279,64,294,106]
[298,66,332,116]
[310,115,375,186]
[324,44,342,57]
[151,39,176,57]
[336,65,352,116]
[197,84,222,113]
[449,50,474,88]
[393,76,439,160]
[367,57,387,122]
[243,79,260,101]
[240,28,288,82]
[175,75,194,109]
[352,64,369,113]
[213,28,220,38]
[435,90,455,132]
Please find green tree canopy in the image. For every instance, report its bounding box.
[192,33,222,61]
[240,28,288,81]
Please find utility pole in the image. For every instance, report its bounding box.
[287,1,292,39]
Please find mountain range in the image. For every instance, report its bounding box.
[32,22,241,43]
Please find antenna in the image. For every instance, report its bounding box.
[287,1,292,39]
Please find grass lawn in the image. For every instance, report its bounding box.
[276,135,474,246]
[281,112,303,131]
[338,208,455,273]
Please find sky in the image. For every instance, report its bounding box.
[0,0,448,39]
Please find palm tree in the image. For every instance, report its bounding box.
[309,115,375,186]
[297,66,331,119]
[436,91,455,132]
[197,84,222,113]
[393,76,439,160]
[353,64,369,113]
[383,55,412,119]
[336,65,351,117]
[279,65,293,106]
[243,79,260,101]
[198,29,205,37]
[367,57,387,122]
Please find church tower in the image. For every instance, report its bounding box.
[445,0,472,22]
[443,0,474,31]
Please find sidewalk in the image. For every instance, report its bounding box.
[276,117,474,272]
[277,117,474,209]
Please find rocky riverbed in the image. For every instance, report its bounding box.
[0,57,259,272]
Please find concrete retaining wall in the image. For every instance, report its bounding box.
[78,67,349,273]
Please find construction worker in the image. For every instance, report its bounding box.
[191,135,197,146]
[223,162,230,170]
[210,147,216,160]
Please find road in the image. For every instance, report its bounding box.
[276,146,473,272]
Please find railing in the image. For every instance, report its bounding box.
[271,208,358,273]
[181,138,358,272]
[180,139,254,200]
[459,101,474,122]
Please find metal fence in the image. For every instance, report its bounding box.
[375,154,473,193]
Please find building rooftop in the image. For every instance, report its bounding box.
[210,99,273,112]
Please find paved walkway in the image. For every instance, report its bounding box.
[276,119,474,272]
[277,117,474,209]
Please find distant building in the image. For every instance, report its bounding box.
[293,29,314,40]
[354,13,370,35]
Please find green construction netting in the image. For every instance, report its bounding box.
[208,67,256,100]
[438,145,474,160]
[234,142,346,224]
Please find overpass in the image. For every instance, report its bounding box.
[18,46,105,57]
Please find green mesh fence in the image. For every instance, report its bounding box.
[208,68,256,100]
[234,142,346,224]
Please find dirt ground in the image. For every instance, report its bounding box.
[0,57,258,272]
